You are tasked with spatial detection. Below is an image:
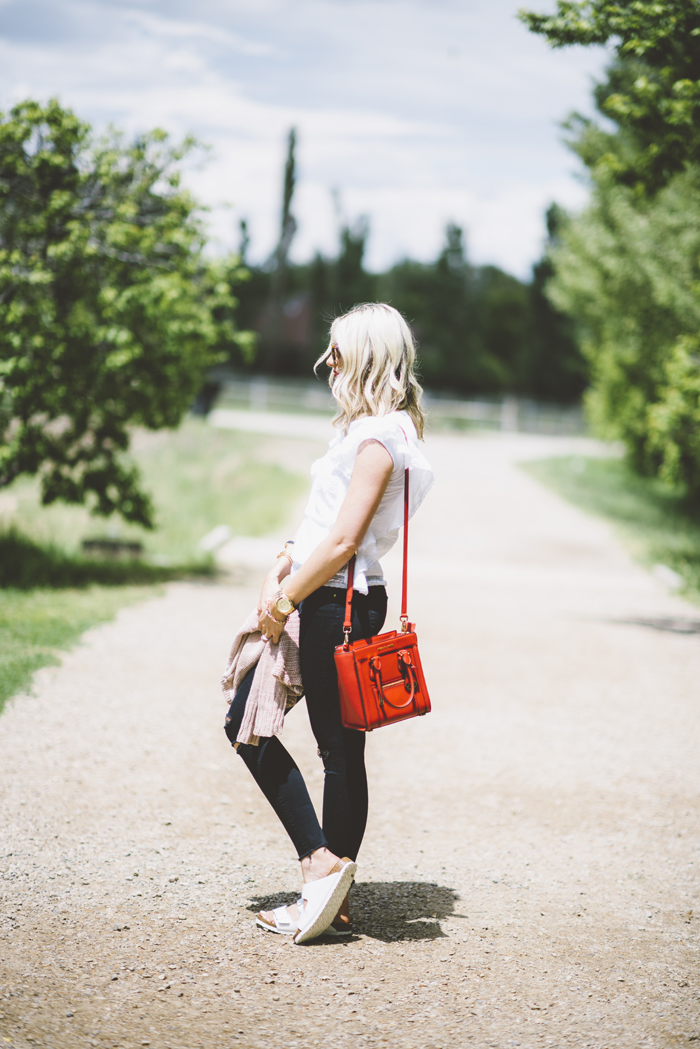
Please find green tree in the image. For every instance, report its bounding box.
[519,0,700,192]
[306,216,377,362]
[521,1,700,496]
[334,217,376,314]
[381,224,558,397]
[231,138,584,400]
[227,219,271,366]
[524,205,587,401]
[648,334,700,496]
[547,165,700,468]
[0,99,247,527]
[205,246,257,373]
[380,224,486,393]
[474,265,532,392]
[263,128,298,371]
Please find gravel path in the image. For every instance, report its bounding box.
[1,428,699,1049]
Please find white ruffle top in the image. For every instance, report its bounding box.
[291,410,434,594]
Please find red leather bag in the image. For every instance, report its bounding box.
[335,469,431,731]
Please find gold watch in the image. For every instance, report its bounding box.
[274,589,296,617]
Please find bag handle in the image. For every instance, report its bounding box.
[343,468,409,645]
[369,649,417,708]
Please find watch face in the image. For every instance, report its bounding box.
[277,595,293,615]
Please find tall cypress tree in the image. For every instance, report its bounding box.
[264,127,298,370]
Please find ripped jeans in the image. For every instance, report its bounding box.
[224,584,387,861]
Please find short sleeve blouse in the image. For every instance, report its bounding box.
[291,410,434,594]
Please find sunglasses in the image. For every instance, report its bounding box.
[329,345,342,368]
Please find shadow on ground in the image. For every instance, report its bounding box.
[248,881,459,942]
[612,615,700,635]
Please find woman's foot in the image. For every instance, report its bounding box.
[256,902,300,935]
[294,857,357,943]
[258,847,351,929]
[257,889,351,932]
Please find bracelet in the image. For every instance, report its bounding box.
[265,600,289,624]
[276,549,293,567]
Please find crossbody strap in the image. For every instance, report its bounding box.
[343,468,409,645]
[401,466,409,629]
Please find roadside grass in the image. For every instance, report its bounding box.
[0,529,198,590]
[3,418,303,565]
[0,586,156,715]
[523,455,700,601]
[0,417,306,711]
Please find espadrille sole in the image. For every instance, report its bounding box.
[293,860,356,944]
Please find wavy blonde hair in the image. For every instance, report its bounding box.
[315,303,426,438]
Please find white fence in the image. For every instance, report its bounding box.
[213,375,586,436]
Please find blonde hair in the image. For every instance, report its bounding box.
[315,303,426,438]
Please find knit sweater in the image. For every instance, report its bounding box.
[221,608,303,746]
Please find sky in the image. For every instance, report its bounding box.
[0,0,608,278]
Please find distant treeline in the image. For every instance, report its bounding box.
[225,133,586,403]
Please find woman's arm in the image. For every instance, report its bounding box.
[259,439,394,640]
[257,544,293,618]
[288,438,393,602]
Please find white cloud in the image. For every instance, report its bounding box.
[0,0,607,277]
[120,8,274,56]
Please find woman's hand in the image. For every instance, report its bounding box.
[258,564,293,643]
[257,543,294,625]
[258,571,282,618]
[258,606,287,644]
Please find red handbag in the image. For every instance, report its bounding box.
[335,469,432,731]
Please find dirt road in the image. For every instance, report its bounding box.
[1,427,699,1049]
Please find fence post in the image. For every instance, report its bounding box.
[501,396,518,432]
[250,377,268,411]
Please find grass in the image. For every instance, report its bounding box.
[523,455,700,601]
[3,418,303,565]
[0,529,198,589]
[0,417,307,711]
[0,585,156,714]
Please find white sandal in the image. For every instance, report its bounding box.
[255,901,301,935]
[294,858,356,945]
[256,897,353,937]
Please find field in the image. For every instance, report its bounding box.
[1,419,303,567]
[0,418,305,712]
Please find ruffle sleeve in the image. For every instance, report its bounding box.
[340,415,408,470]
[339,413,434,520]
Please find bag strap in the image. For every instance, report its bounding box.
[400,466,409,631]
[343,468,409,645]
[343,556,355,645]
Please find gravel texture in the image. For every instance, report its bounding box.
[1,429,699,1049]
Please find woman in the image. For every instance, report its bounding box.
[224,302,433,943]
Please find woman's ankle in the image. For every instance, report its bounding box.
[300,847,341,883]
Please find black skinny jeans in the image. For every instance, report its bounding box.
[224,585,387,861]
